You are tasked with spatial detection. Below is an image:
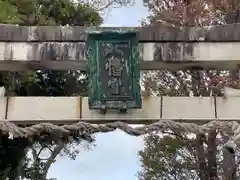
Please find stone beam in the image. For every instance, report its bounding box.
[0,96,240,124]
[1,23,240,42]
[0,42,240,71]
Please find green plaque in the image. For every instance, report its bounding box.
[86,30,141,113]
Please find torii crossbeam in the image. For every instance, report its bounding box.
[0,23,239,124]
[0,23,240,71]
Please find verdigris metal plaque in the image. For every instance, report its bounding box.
[86,30,141,113]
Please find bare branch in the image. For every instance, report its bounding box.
[42,142,64,173]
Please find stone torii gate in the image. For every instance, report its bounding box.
[0,23,240,179]
[0,23,239,145]
[0,23,240,125]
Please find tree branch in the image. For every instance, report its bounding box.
[42,142,64,177]
[207,129,218,179]
[196,133,209,180]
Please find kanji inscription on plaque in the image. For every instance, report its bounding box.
[86,30,141,113]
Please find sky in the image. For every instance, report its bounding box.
[47,2,149,180]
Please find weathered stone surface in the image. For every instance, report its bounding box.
[0,24,29,41]
[216,97,240,119]
[162,96,216,120]
[81,97,161,122]
[0,23,240,71]
[6,97,81,121]
[28,26,86,41]
[0,42,85,61]
[0,42,240,71]
[2,42,240,62]
[1,23,240,41]
[0,95,6,120]
[2,96,240,124]
[153,43,194,61]
[1,96,161,123]
[152,42,240,62]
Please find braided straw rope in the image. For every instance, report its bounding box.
[1,120,240,151]
[0,85,239,151]
[0,120,231,138]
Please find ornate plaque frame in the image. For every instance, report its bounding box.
[86,30,141,113]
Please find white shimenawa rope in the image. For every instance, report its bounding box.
[223,86,240,152]
[224,121,240,152]
[0,120,239,153]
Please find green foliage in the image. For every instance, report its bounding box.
[0,0,101,179]
[139,133,198,180]
[0,1,22,24]
[11,70,88,96]
[0,135,31,179]
[139,1,240,179]
[0,0,103,96]
[0,0,102,26]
